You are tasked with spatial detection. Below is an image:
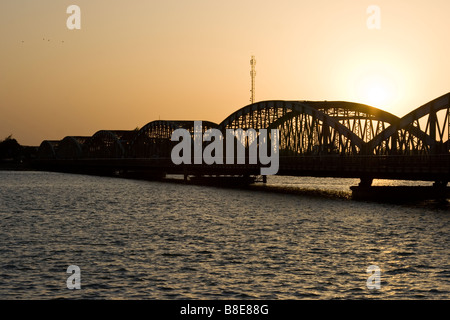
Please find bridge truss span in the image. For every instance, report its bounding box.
[85,130,136,159]
[129,120,219,159]
[368,93,450,155]
[218,100,400,156]
[34,92,450,186]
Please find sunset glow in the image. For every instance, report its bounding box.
[1,0,450,305]
[0,0,449,145]
[355,70,398,109]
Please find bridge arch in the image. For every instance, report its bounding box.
[129,121,184,159]
[57,136,89,159]
[129,120,219,158]
[305,101,400,143]
[37,140,59,159]
[218,101,366,155]
[368,93,450,155]
[85,130,136,158]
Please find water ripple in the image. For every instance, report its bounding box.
[0,171,449,299]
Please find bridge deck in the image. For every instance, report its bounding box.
[33,154,450,182]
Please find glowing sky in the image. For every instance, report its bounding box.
[1,0,449,146]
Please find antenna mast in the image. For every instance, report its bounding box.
[250,55,256,104]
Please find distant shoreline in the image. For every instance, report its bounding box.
[0,160,35,171]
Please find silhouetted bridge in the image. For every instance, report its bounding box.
[34,93,450,198]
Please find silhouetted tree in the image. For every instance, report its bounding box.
[0,135,22,159]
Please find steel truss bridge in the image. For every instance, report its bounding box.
[35,93,450,191]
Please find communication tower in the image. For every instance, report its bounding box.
[250,56,256,104]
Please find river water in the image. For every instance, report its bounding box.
[0,170,449,299]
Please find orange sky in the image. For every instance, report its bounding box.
[1,0,449,146]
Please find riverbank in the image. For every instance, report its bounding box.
[0,160,35,171]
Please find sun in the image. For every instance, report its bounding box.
[354,70,398,109]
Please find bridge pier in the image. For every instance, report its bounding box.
[433,180,448,188]
[351,177,450,201]
[359,178,373,187]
